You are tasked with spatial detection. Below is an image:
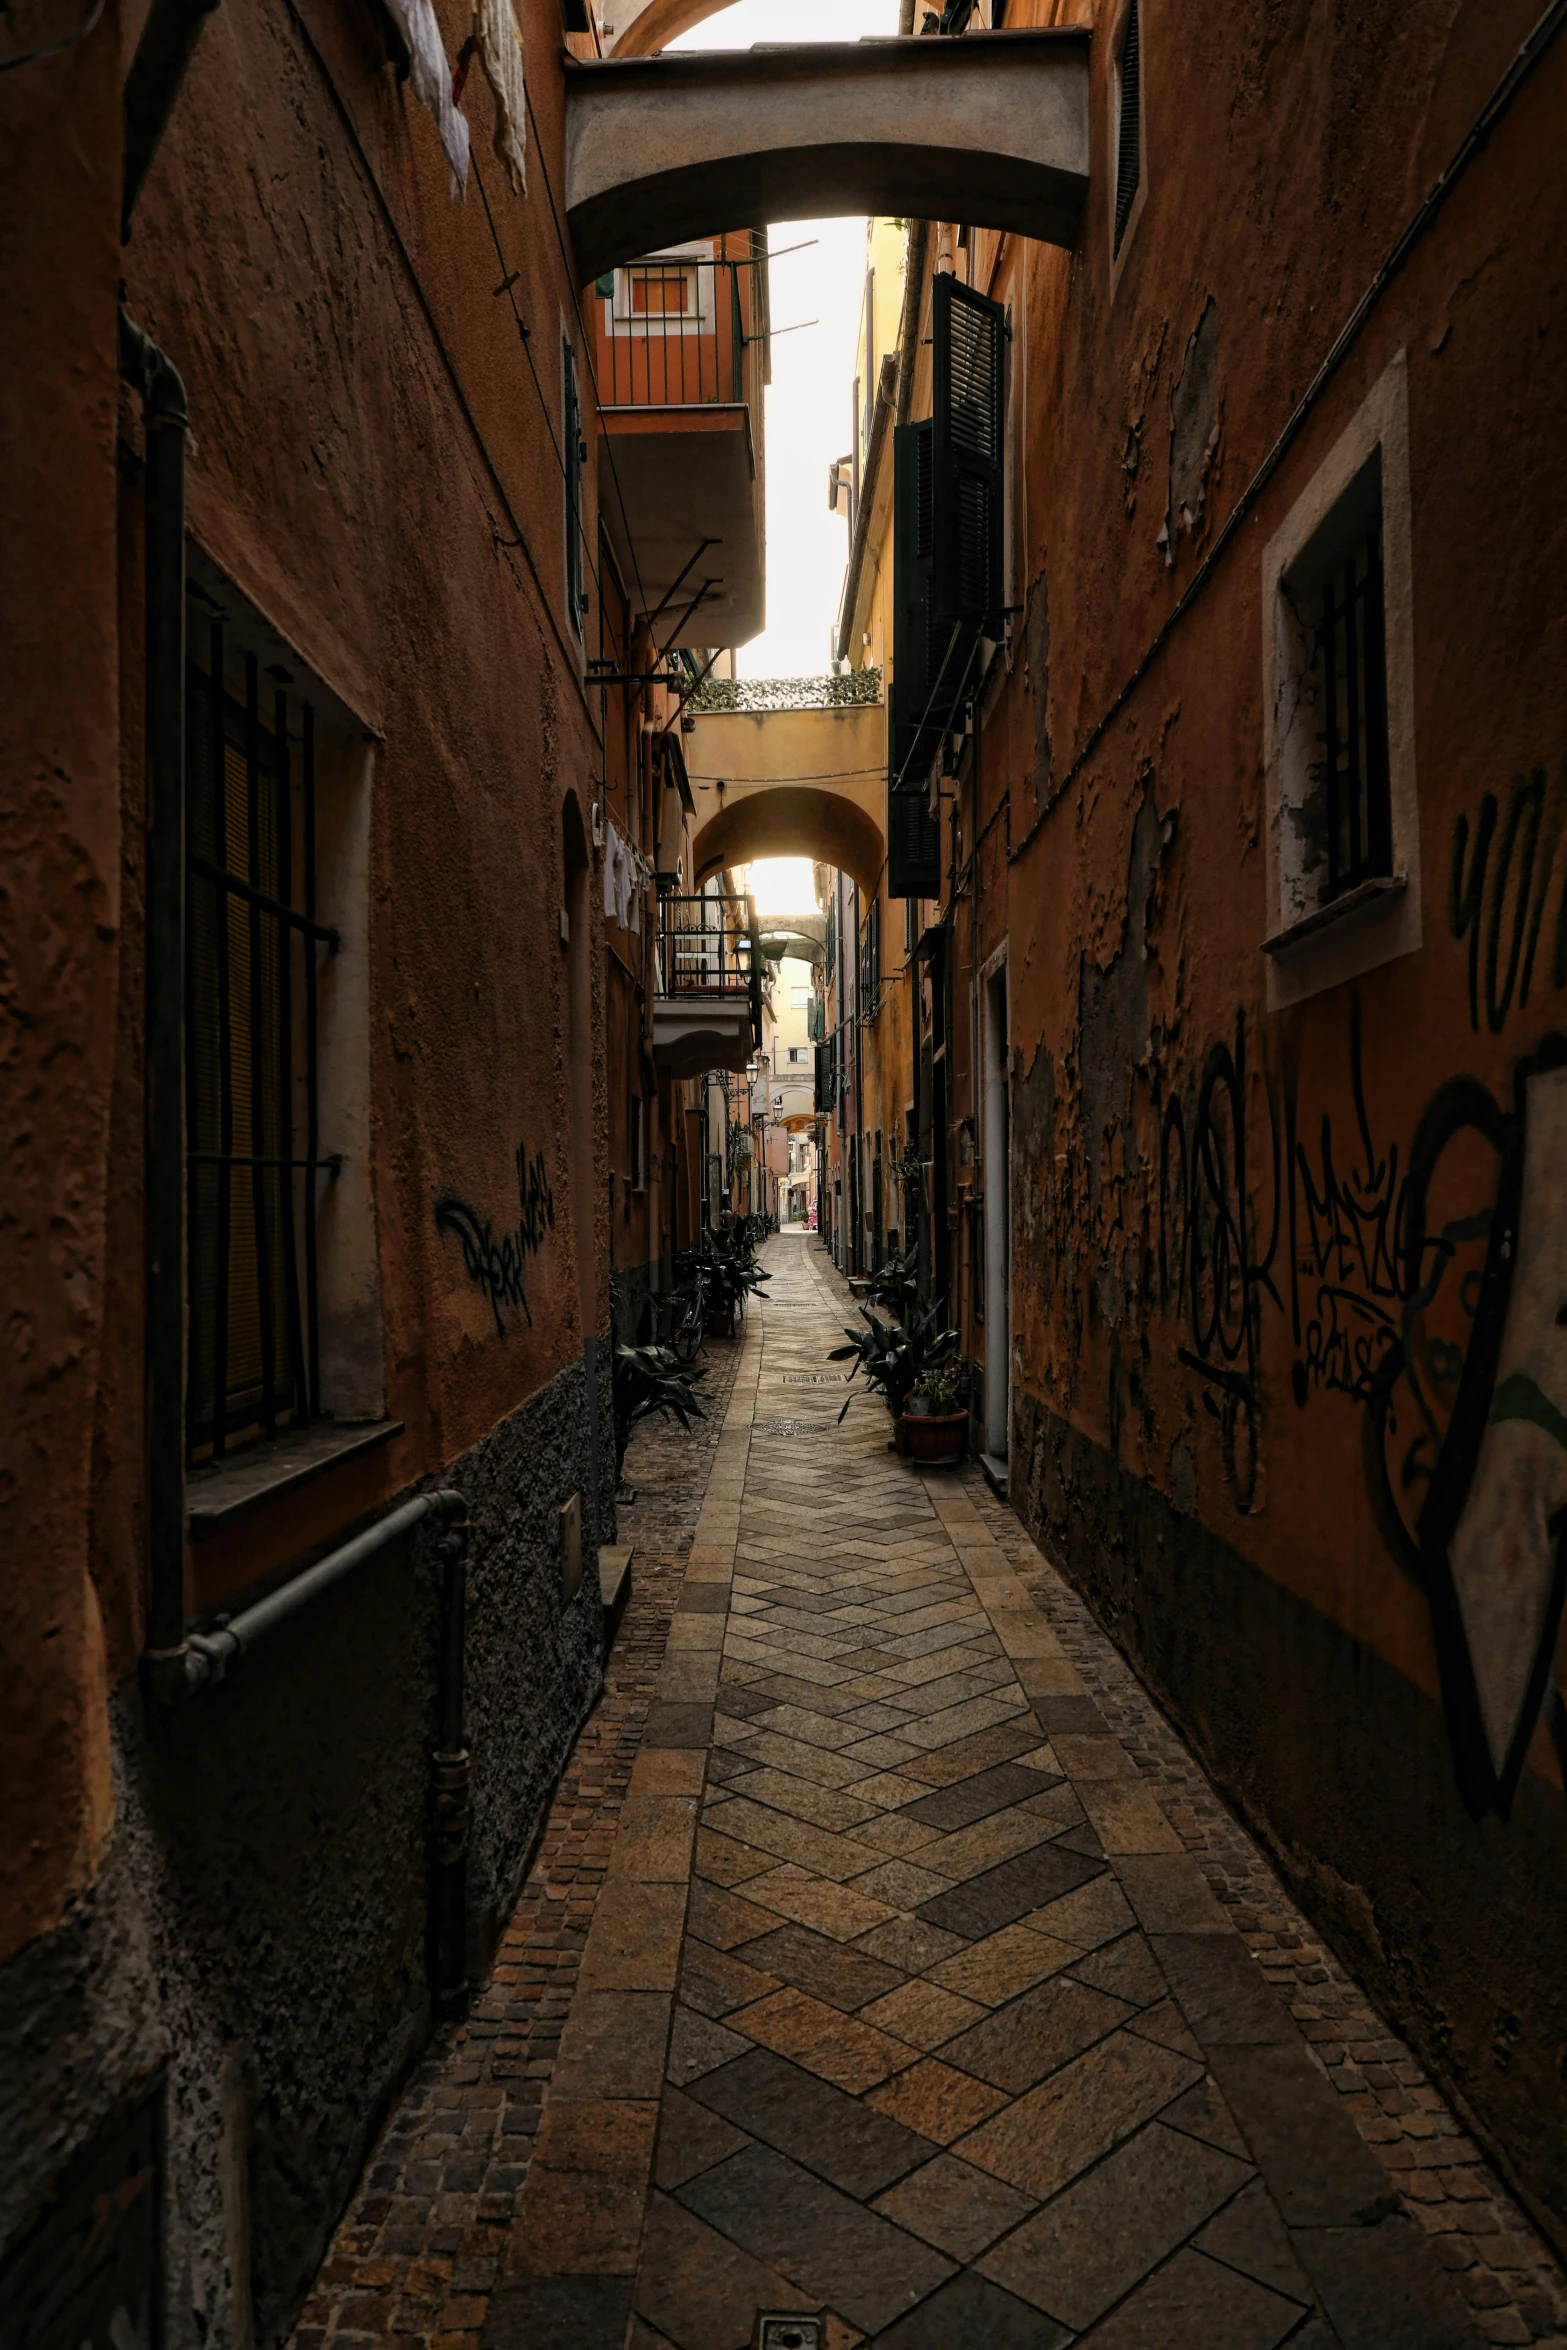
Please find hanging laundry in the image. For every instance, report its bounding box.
[603,821,619,921]
[475,0,526,198]
[384,0,471,196]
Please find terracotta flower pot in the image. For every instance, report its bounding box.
[900,1409,967,1465]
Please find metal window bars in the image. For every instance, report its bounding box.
[596,254,749,409]
[1317,528,1393,902]
[185,621,337,1459]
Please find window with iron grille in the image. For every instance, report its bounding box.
[1113,0,1142,258]
[185,628,336,1459]
[1275,454,1395,919]
[1310,529,1392,901]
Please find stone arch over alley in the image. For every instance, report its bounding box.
[687,686,888,899]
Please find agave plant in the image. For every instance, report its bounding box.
[829,1300,958,1423]
[612,1341,707,1480]
[861,1244,920,1322]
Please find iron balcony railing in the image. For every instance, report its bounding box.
[595,254,752,409]
[656,892,763,1043]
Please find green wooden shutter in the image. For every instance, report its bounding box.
[890,418,937,792]
[888,788,942,899]
[932,272,1005,628]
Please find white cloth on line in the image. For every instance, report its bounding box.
[384,0,471,196]
[475,0,526,197]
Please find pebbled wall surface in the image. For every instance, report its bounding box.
[0,1345,611,2350]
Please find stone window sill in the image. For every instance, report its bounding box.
[1262,871,1407,956]
[187,1418,404,1536]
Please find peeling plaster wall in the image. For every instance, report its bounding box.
[987,0,1567,2247]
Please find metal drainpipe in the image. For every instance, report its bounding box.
[120,310,191,1696]
[176,1488,473,2005]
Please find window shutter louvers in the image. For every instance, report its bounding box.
[888,789,943,900]
[932,272,1005,629]
[890,418,939,790]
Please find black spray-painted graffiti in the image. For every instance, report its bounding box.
[1450,767,1567,1034]
[1158,1020,1280,1514]
[1361,1035,1567,1818]
[435,1142,555,1334]
[1156,998,1567,1818]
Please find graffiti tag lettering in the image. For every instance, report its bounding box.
[435,1143,555,1335]
[1450,767,1567,1034]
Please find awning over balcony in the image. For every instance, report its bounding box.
[598,404,763,648]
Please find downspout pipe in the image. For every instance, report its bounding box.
[120,310,190,1687]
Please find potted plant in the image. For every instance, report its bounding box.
[829,1301,959,1452]
[900,1365,968,1466]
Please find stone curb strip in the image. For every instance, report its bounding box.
[481,1314,764,2345]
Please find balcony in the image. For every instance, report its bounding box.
[652,892,763,1078]
[594,239,765,648]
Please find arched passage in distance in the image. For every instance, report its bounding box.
[693,784,885,899]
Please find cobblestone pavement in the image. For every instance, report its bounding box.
[294,1239,1566,2349]
[287,1336,742,2349]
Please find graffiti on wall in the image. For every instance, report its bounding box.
[1450,767,1567,1035]
[1155,999,1567,1816]
[435,1142,555,1334]
[1023,773,1567,1817]
[1158,1019,1280,1514]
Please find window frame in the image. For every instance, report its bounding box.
[1260,350,1421,1009]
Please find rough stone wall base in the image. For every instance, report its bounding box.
[0,1346,611,2350]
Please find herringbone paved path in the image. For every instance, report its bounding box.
[299,1238,1567,2350]
[600,1243,1544,2348]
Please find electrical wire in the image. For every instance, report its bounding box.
[469,151,614,614]
[687,767,888,784]
[522,75,654,621]
[0,0,102,72]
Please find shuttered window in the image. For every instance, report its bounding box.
[888,788,943,900]
[932,272,1005,628]
[888,273,1006,803]
[890,417,938,790]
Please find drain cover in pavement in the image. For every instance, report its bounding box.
[781,1372,846,1384]
[752,1417,813,1437]
[755,2321,821,2350]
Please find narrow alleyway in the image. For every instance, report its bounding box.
[295,1241,1567,2350]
